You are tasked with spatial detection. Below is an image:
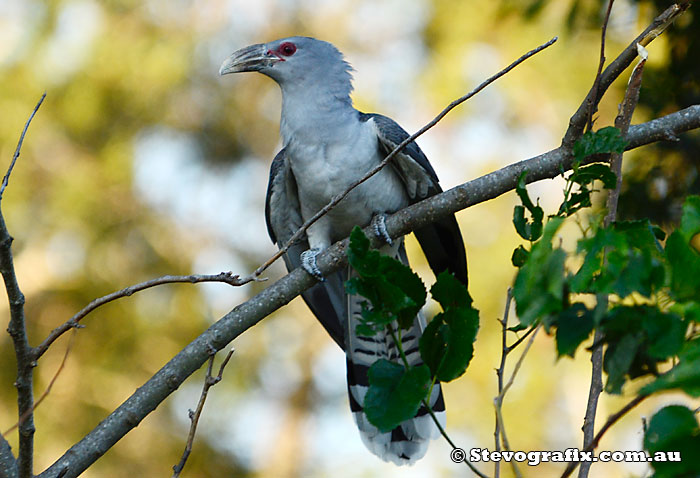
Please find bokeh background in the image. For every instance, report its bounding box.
[0,0,698,476]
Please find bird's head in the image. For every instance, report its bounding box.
[220,36,353,95]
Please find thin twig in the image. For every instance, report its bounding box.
[501,325,541,399]
[494,324,540,478]
[33,272,250,360]
[561,3,688,149]
[607,43,647,224]
[506,325,538,354]
[1,93,46,478]
[0,93,46,199]
[494,288,513,478]
[172,348,235,477]
[577,5,616,477]
[579,41,647,478]
[561,394,649,478]
[3,330,77,437]
[423,402,490,478]
[252,36,558,278]
[585,0,615,133]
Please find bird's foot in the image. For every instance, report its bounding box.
[372,214,393,246]
[301,248,324,281]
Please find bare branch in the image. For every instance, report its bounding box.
[172,348,234,477]
[495,324,540,478]
[1,93,46,478]
[33,272,249,360]
[562,3,688,150]
[494,289,513,478]
[36,101,700,478]
[579,43,647,478]
[561,394,649,478]
[607,44,647,223]
[3,331,77,437]
[252,36,559,278]
[585,0,615,133]
[0,93,45,199]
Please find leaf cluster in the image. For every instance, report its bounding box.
[345,228,479,432]
[510,128,700,476]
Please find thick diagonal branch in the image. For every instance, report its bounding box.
[37,103,700,478]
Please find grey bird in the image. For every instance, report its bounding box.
[220,37,468,465]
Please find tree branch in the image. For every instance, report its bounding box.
[561,394,649,478]
[585,0,615,134]
[36,101,700,478]
[0,93,45,200]
[172,348,234,477]
[33,272,249,360]
[2,93,46,478]
[579,41,648,478]
[3,331,77,437]
[561,3,688,150]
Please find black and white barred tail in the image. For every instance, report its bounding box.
[345,241,446,465]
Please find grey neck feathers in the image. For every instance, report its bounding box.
[278,68,358,147]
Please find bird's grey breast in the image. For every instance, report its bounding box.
[285,118,408,241]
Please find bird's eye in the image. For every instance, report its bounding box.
[279,42,297,56]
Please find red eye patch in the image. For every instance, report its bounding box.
[278,42,297,56]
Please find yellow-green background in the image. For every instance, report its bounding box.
[0,0,696,476]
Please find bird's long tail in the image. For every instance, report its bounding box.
[345,241,445,465]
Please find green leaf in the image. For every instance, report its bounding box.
[515,171,537,212]
[666,230,700,302]
[420,272,479,382]
[679,195,700,242]
[420,307,479,382]
[600,306,686,394]
[641,338,700,397]
[671,301,700,323]
[513,172,544,241]
[557,190,593,217]
[555,303,594,357]
[644,405,700,478]
[363,360,431,433]
[571,222,665,298]
[430,271,471,309]
[511,245,529,267]
[507,322,529,333]
[346,227,427,332]
[347,226,373,273]
[513,217,566,326]
[568,163,617,189]
[572,126,628,162]
[380,256,427,330]
[603,332,641,394]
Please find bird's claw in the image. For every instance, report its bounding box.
[372,214,393,246]
[301,248,324,281]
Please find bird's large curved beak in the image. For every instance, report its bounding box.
[219,43,278,75]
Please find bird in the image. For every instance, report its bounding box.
[220,36,467,465]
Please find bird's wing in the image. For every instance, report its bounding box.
[360,112,468,285]
[265,148,348,349]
